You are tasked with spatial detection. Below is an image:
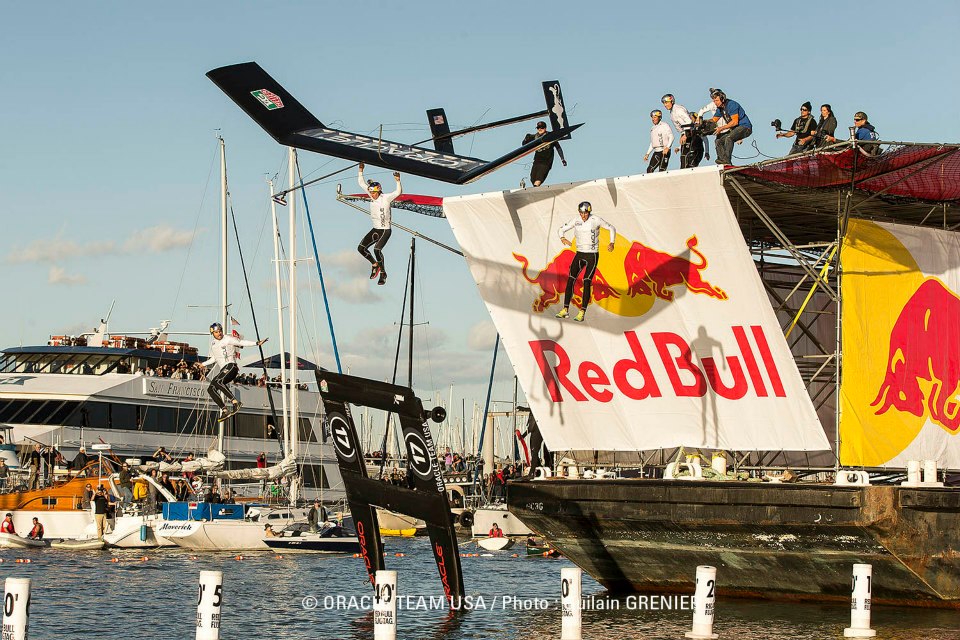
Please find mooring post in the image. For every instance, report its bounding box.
[196,570,224,640]
[374,570,397,640]
[685,565,719,639]
[560,567,582,640]
[2,577,31,640]
[844,564,877,638]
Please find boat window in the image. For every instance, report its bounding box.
[27,401,65,425]
[5,400,46,424]
[111,404,137,430]
[0,354,15,372]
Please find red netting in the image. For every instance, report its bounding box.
[737,145,960,204]
[344,193,445,218]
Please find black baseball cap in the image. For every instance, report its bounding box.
[536,121,547,129]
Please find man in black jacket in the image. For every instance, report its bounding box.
[776,101,818,155]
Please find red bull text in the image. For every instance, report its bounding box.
[529,326,785,402]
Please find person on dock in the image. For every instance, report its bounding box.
[357,162,402,286]
[27,517,43,540]
[0,459,9,492]
[82,483,94,511]
[308,499,321,533]
[555,201,617,323]
[201,322,267,421]
[488,522,504,538]
[92,487,109,539]
[71,446,89,472]
[644,109,674,172]
[1,513,14,534]
[524,120,567,187]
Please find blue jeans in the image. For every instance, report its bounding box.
[715,126,752,164]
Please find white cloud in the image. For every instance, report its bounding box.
[48,265,87,285]
[8,238,115,264]
[467,320,497,351]
[328,277,383,304]
[7,225,196,264]
[122,225,195,253]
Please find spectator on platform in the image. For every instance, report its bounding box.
[71,446,89,472]
[854,111,881,155]
[0,459,8,492]
[776,101,818,155]
[1,513,15,534]
[93,487,109,538]
[814,104,838,147]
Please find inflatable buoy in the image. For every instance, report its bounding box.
[457,510,475,528]
[140,556,149,562]
[352,553,361,558]
[189,556,199,561]
[110,558,120,563]
[511,553,519,558]
[394,553,405,557]
[235,555,244,561]
[275,555,284,560]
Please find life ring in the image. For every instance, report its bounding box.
[457,510,475,528]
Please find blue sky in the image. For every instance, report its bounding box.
[2,1,958,447]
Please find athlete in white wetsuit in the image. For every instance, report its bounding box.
[201,323,267,419]
[661,94,708,168]
[357,162,402,285]
[555,202,617,322]
[644,110,675,173]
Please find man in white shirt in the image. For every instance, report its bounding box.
[644,110,674,173]
[555,202,617,323]
[202,322,267,420]
[661,94,708,168]
[357,162,402,286]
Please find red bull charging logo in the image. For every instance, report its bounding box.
[513,233,727,318]
[871,278,960,434]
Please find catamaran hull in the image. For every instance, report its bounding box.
[508,479,960,608]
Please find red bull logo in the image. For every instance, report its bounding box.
[871,278,960,434]
[529,326,785,402]
[514,234,727,318]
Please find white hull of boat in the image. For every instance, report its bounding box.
[471,505,531,538]
[103,515,175,548]
[160,520,273,551]
[50,538,106,550]
[477,537,515,551]
[0,532,50,549]
[377,509,425,532]
[6,511,105,540]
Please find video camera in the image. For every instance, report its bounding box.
[771,118,784,132]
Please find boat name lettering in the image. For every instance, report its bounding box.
[525,502,544,511]
[529,326,786,403]
[143,379,207,399]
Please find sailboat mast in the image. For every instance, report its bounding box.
[268,178,289,448]
[288,147,300,503]
[408,237,415,388]
[219,136,228,331]
[217,136,228,454]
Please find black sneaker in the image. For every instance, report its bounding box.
[370,263,380,279]
[377,271,387,286]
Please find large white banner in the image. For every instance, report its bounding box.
[841,219,960,469]
[444,168,828,452]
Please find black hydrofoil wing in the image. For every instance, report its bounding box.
[207,62,581,185]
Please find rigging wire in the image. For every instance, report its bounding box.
[296,157,343,374]
[377,249,413,478]
[228,202,282,446]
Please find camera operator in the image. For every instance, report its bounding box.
[775,102,818,155]
[814,104,838,147]
[661,94,708,168]
[707,89,752,165]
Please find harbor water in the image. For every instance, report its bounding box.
[2,537,957,639]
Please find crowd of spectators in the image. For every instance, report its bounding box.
[136,361,309,390]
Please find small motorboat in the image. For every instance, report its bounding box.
[263,523,361,554]
[477,537,515,552]
[0,532,50,549]
[525,538,561,557]
[50,537,107,551]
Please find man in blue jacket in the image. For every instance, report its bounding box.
[854,111,881,155]
[708,89,752,165]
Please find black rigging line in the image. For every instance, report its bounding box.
[228,202,283,455]
[377,249,413,481]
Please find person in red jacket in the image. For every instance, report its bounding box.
[488,522,505,538]
[28,517,44,540]
[1,513,15,534]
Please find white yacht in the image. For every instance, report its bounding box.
[0,334,343,510]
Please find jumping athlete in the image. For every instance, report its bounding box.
[644,110,674,172]
[202,323,267,421]
[524,121,567,187]
[556,201,617,323]
[357,162,402,285]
